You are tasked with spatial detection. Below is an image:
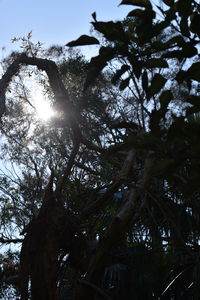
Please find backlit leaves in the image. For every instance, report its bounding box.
[190,13,200,37]
[92,21,129,43]
[66,35,99,47]
[127,8,146,18]
[177,62,200,83]
[112,65,130,85]
[120,0,152,8]
[146,58,169,69]
[147,74,167,100]
[159,90,173,110]
[84,46,116,90]
[119,77,130,90]
[163,0,174,6]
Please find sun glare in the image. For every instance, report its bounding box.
[31,89,55,121]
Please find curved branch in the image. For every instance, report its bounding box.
[0,53,80,136]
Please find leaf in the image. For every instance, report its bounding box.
[127,9,146,17]
[149,110,162,132]
[151,34,184,52]
[165,8,176,21]
[160,90,173,110]
[151,41,168,51]
[180,16,190,37]
[187,62,200,82]
[185,96,200,115]
[163,41,196,60]
[66,35,99,47]
[176,63,200,84]
[92,12,97,22]
[119,77,130,91]
[163,0,174,6]
[112,65,130,85]
[176,0,192,17]
[142,71,148,93]
[175,70,187,83]
[186,96,200,108]
[187,112,200,124]
[84,47,116,90]
[166,35,185,46]
[147,74,167,100]
[128,55,142,78]
[162,50,185,61]
[92,21,128,42]
[151,21,169,37]
[146,58,169,69]
[182,43,197,58]
[120,0,152,8]
[190,13,200,37]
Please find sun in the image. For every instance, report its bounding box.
[31,88,55,121]
[35,98,55,121]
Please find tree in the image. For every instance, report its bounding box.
[1,0,200,299]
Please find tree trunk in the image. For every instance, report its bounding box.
[30,214,60,300]
[20,185,67,300]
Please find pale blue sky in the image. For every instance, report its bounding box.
[0,0,131,58]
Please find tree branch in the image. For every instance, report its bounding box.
[0,236,23,244]
[56,141,80,196]
[0,53,80,136]
[84,156,154,286]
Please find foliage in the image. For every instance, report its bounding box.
[0,0,200,299]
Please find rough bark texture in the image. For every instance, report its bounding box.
[30,194,63,299]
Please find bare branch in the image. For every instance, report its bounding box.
[0,236,23,244]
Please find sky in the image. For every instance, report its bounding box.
[0,0,131,59]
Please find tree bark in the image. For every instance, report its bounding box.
[20,175,82,300]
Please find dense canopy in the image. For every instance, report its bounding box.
[1,0,200,299]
